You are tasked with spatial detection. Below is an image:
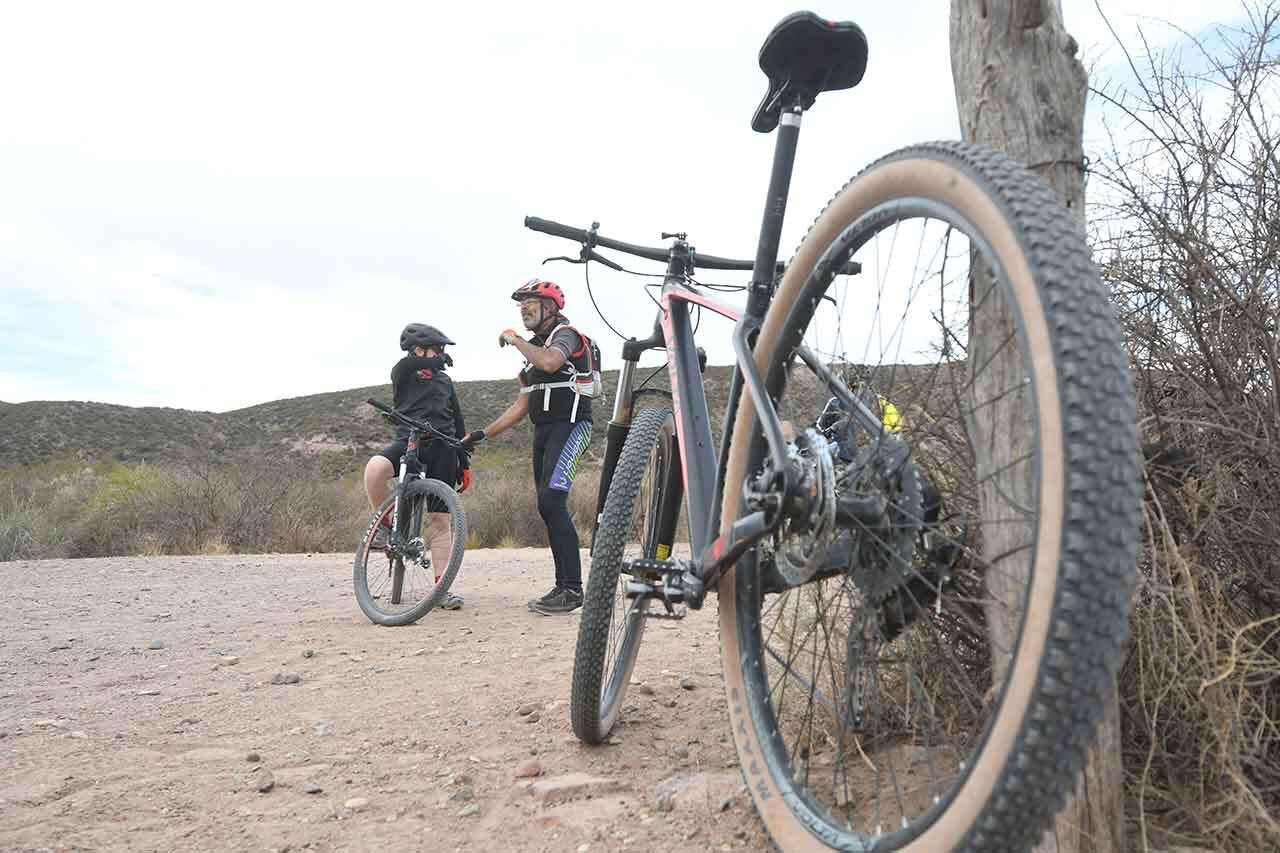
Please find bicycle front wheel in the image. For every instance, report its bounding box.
[354,478,466,627]
[718,142,1140,850]
[571,405,680,743]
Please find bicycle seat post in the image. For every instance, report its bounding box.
[747,102,804,318]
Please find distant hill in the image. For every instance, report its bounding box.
[0,366,743,477]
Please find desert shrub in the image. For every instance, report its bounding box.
[1091,6,1280,846]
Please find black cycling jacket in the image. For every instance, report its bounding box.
[390,355,465,440]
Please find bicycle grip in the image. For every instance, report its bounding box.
[524,216,589,243]
[367,399,393,414]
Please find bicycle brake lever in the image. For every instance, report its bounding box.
[541,254,583,265]
[583,247,623,271]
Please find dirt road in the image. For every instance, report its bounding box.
[1,550,771,852]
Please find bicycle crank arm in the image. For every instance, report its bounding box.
[684,509,775,609]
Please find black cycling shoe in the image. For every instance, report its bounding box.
[529,586,583,615]
[527,587,561,612]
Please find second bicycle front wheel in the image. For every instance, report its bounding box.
[354,477,466,627]
[718,142,1141,850]
[571,405,681,744]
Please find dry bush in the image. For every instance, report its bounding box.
[462,471,547,549]
[0,459,369,559]
[1,454,606,559]
[462,467,600,549]
[1091,4,1280,847]
[0,464,100,560]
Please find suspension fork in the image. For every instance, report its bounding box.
[589,321,669,555]
[389,428,422,550]
[653,448,685,560]
[390,461,406,549]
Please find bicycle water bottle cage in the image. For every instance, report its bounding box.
[751,12,868,133]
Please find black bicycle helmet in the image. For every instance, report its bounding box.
[400,323,455,351]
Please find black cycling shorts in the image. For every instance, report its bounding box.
[377,438,457,486]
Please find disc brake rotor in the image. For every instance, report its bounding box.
[773,429,838,586]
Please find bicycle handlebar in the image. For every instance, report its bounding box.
[367,399,468,449]
[525,215,760,272]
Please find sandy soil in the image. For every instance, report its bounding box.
[0,549,772,852]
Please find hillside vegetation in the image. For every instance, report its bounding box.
[0,365,738,477]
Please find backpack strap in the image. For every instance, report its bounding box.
[547,322,588,362]
[517,322,595,423]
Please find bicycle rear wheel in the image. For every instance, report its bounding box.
[354,478,466,627]
[718,142,1140,850]
[571,405,680,743]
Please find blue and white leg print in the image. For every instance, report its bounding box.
[549,421,593,492]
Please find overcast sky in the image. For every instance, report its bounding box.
[0,1,1235,412]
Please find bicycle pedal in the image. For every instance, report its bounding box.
[625,579,689,619]
[625,581,687,619]
[624,557,685,576]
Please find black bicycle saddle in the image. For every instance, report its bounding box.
[751,11,868,133]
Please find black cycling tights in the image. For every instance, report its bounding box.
[531,420,594,592]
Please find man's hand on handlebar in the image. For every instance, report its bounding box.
[499,329,522,347]
[460,429,486,449]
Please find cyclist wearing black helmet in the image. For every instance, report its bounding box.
[460,279,596,615]
[363,322,469,610]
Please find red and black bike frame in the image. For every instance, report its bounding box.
[529,104,817,606]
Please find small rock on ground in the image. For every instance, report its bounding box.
[515,760,543,779]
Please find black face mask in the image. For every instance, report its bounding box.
[408,351,453,369]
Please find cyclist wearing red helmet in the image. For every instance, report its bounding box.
[461,278,596,615]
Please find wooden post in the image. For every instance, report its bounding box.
[950,2,1125,851]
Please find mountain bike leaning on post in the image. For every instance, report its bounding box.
[353,399,468,627]
[524,11,1141,852]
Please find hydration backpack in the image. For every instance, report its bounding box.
[521,322,605,423]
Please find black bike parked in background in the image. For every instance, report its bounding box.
[353,400,468,626]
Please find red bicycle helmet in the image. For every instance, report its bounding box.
[511,278,565,311]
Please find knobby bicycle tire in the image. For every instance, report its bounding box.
[718,141,1141,850]
[353,478,467,627]
[571,406,677,743]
